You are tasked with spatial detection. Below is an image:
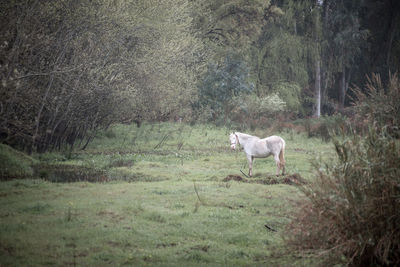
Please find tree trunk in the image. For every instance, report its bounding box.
[314,59,321,118]
[31,75,54,152]
[386,11,399,69]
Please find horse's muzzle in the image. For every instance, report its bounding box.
[231,145,236,150]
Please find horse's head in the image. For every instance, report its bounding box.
[229,133,238,150]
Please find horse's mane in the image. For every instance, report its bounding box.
[235,132,259,140]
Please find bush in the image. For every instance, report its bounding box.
[303,115,349,141]
[287,127,400,266]
[107,153,135,168]
[228,93,286,129]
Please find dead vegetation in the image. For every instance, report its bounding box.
[286,74,400,266]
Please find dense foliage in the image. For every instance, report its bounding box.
[0,0,204,152]
[1,0,400,151]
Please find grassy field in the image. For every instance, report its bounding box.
[0,123,334,266]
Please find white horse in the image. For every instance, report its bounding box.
[229,132,286,177]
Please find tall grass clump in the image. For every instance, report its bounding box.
[287,74,400,266]
[351,73,400,138]
[0,143,36,179]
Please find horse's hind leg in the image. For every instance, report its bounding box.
[278,160,285,176]
[274,154,281,176]
[247,154,253,177]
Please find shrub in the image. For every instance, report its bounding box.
[271,82,302,114]
[246,93,286,115]
[287,127,400,266]
[302,114,349,141]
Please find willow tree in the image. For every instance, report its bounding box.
[125,0,206,122]
[192,0,285,84]
[254,0,313,116]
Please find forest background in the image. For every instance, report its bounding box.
[1,0,400,152]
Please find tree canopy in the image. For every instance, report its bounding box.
[1,0,399,151]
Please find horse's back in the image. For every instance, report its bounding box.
[264,135,284,144]
[264,135,285,152]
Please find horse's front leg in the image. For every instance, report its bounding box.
[247,154,253,177]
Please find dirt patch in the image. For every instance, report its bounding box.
[96,210,125,222]
[156,243,177,248]
[282,173,307,185]
[222,175,248,182]
[223,173,306,185]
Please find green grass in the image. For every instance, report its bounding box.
[0,122,333,266]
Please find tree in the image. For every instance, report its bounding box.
[358,0,400,80]
[323,0,368,109]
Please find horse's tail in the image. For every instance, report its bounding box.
[279,139,286,173]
